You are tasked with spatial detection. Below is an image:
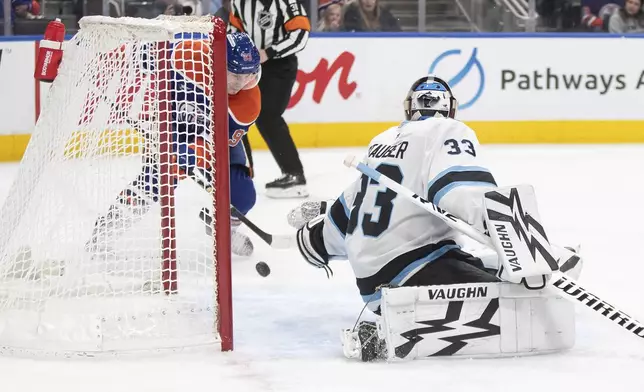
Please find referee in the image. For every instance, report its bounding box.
[228,0,310,199]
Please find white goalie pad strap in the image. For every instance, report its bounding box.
[378,282,575,361]
[483,184,559,281]
[341,328,361,360]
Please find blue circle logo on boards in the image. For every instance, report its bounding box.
[428,48,485,110]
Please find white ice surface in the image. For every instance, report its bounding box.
[0,145,643,392]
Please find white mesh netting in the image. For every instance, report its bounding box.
[0,15,227,356]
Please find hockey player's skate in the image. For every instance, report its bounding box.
[231,231,253,257]
[341,321,387,362]
[85,205,122,255]
[85,190,150,256]
[231,217,253,257]
[265,173,309,199]
[200,208,254,257]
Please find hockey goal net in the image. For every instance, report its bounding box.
[0,15,232,356]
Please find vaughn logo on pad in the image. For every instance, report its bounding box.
[428,286,488,300]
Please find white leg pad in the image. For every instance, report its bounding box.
[378,282,575,361]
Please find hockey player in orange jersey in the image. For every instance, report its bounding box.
[79,32,262,257]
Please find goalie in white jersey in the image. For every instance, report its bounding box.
[290,75,582,361]
[296,75,500,308]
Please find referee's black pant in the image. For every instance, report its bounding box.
[252,55,304,176]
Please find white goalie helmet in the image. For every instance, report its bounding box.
[403,75,458,121]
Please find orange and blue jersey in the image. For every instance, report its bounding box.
[105,34,259,216]
[227,86,260,167]
[171,35,260,168]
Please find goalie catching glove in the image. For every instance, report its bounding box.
[287,199,333,229]
[296,215,333,278]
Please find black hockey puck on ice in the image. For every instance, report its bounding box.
[255,261,271,277]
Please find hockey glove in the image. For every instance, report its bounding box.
[296,215,333,278]
[287,199,333,229]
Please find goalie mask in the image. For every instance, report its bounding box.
[403,75,458,121]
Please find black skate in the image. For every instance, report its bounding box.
[341,320,388,362]
[357,321,387,362]
[265,173,309,199]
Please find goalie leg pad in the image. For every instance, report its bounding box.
[375,282,574,361]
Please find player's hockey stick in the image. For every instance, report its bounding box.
[189,167,295,250]
[199,206,296,250]
[344,154,644,341]
[231,206,296,249]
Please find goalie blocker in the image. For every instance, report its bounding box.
[342,281,575,362]
[483,184,559,288]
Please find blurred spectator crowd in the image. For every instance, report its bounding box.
[1,0,43,21]
[316,0,400,32]
[579,0,644,32]
[1,0,644,35]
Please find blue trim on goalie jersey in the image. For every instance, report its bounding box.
[339,193,350,217]
[427,166,491,189]
[426,165,495,205]
[328,213,346,239]
[327,193,350,238]
[360,243,461,305]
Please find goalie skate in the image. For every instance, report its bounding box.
[341,321,387,362]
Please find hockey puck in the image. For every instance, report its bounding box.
[255,261,271,277]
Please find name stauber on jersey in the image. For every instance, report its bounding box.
[428,286,488,300]
[367,141,409,159]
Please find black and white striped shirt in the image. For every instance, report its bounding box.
[228,0,310,60]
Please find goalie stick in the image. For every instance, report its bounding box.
[199,206,296,250]
[343,154,644,341]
